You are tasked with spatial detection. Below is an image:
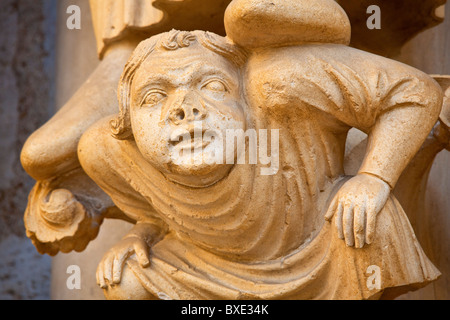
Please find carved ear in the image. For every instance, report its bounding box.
[432,75,450,128]
[224,0,351,50]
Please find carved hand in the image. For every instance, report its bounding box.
[96,235,151,288]
[325,174,391,248]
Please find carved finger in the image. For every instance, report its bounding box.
[103,254,114,285]
[134,241,150,268]
[112,253,128,284]
[96,265,100,286]
[335,201,344,239]
[353,206,366,249]
[97,262,107,289]
[366,207,378,245]
[343,204,355,247]
[324,197,337,221]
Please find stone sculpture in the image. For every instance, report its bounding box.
[21,0,446,300]
[21,0,232,256]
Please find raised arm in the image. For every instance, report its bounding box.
[325,66,443,248]
[358,82,443,189]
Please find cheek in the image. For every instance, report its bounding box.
[213,103,246,131]
[131,109,169,158]
[204,96,245,123]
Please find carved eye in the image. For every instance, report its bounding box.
[143,91,166,106]
[202,80,227,93]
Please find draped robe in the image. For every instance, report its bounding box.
[79,44,441,299]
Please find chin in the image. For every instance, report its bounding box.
[164,160,234,188]
[142,143,236,187]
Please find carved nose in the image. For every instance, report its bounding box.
[169,103,207,125]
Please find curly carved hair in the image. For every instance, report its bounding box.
[110,30,248,140]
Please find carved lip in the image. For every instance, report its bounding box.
[169,127,211,151]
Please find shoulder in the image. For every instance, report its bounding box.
[79,116,115,155]
[246,44,433,81]
[78,116,127,175]
[245,44,442,104]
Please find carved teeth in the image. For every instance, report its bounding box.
[169,127,208,149]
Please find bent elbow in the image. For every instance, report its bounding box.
[422,75,444,124]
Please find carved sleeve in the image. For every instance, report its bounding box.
[320,57,443,133]
[246,45,442,133]
[318,50,443,187]
[245,45,443,187]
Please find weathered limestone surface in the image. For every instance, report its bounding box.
[3,0,448,300]
[0,0,56,299]
[34,0,447,300]
[346,4,450,299]
[50,0,133,300]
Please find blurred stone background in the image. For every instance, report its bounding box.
[0,0,56,299]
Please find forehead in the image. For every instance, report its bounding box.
[133,44,239,85]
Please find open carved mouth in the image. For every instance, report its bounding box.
[169,128,211,151]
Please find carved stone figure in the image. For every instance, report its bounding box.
[21,0,447,300]
[344,75,450,299]
[21,0,233,256]
[75,0,444,299]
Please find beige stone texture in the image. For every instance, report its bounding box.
[20,0,450,300]
[346,4,450,299]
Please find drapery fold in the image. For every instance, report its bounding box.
[90,0,164,57]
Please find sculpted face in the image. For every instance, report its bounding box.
[130,43,246,187]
